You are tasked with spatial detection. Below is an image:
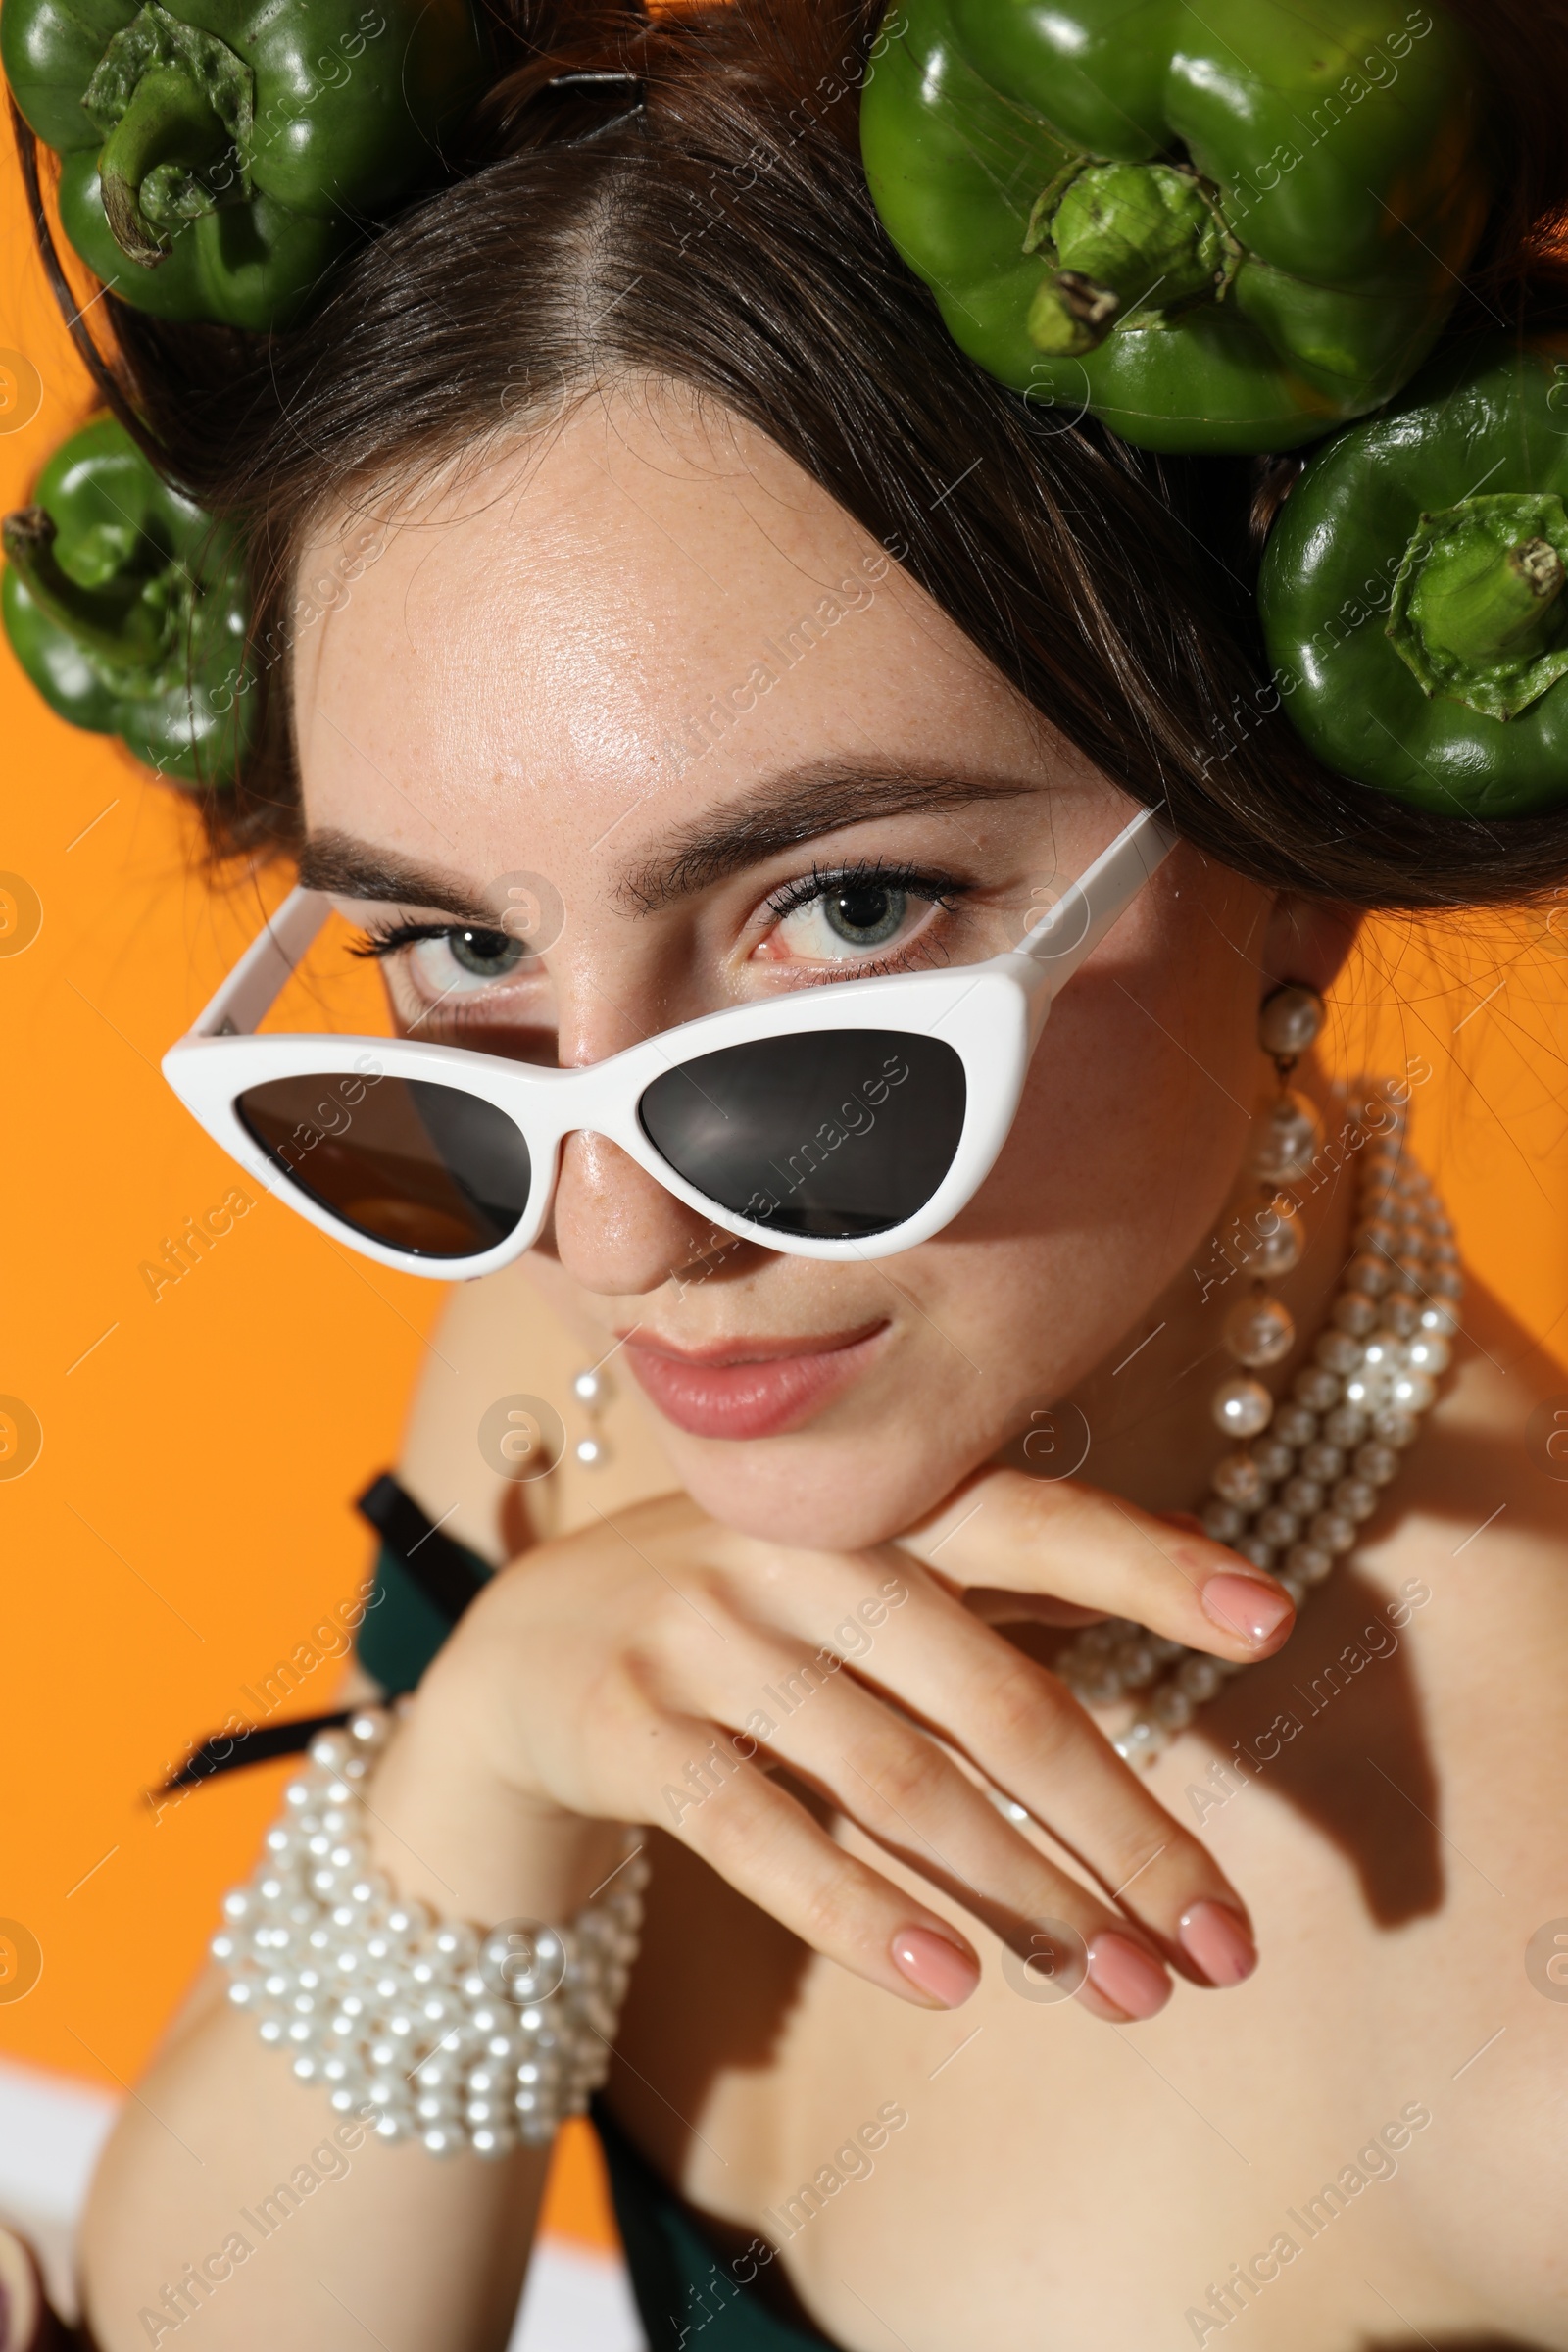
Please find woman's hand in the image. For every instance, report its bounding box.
[393,1469,1293,2025]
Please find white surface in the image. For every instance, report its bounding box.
[0,2055,118,2220]
[0,2055,645,2348]
[510,2238,646,2352]
[0,2055,117,2315]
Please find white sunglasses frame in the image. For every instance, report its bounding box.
[162,805,1176,1277]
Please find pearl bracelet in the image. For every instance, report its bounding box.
[211,1708,648,2158]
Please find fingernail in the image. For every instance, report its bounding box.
[890,1926,980,2008]
[1178,1900,1257,1987]
[1200,1571,1294,1647]
[1085,1930,1170,2020]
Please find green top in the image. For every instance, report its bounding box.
[593,2093,841,2352]
[356,1533,492,1695]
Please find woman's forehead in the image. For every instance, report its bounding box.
[297,387,896,693]
[291,387,1054,893]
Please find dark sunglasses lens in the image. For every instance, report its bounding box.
[639,1031,965,1240]
[236,1072,531,1258]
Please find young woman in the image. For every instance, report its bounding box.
[10,1,1567,2346]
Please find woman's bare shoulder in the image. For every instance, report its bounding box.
[1408,1273,1568,1554]
[1365,1272,1568,1734]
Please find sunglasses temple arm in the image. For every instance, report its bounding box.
[1016,807,1179,1028]
[185,888,335,1039]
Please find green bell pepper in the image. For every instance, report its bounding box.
[860,0,1490,454]
[2,416,252,786]
[1258,340,1568,817]
[2,0,486,330]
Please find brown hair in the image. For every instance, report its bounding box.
[18,0,1568,907]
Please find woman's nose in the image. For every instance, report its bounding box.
[548,1129,742,1295]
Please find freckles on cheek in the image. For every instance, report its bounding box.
[1078,881,1259,1148]
[1022,986,1194,1201]
[969,949,1251,1324]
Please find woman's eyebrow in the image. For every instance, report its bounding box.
[296,831,496,923]
[296,764,1038,923]
[617,762,1038,911]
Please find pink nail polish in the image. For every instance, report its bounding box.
[1085,1931,1170,2020]
[890,1926,980,2008]
[1178,1900,1257,1987]
[1200,1571,1294,1646]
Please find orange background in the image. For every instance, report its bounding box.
[2,113,1566,2257]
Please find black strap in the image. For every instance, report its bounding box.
[162,1708,357,1793]
[158,1473,485,1794]
[353,1470,491,1623]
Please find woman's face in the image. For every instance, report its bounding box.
[294,386,1278,1547]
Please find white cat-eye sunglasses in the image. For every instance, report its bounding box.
[162,807,1175,1277]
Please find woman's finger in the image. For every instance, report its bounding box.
[649,1696,1182,2024]
[641,1582,1250,2010]
[729,1554,1258,1986]
[819,1559,1256,1984]
[642,1706,993,2011]
[897,1466,1296,1662]
[962,1516,1203,1622]
[651,1616,1193,2019]
[962,1591,1108,1628]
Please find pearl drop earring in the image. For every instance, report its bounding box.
[1049,1071,1458,1769]
[1208,982,1326,1456]
[571,1364,610,1468]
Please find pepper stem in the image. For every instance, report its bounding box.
[97,65,231,267]
[2,507,168,666]
[1387,492,1568,722]
[1023,160,1238,360]
[1025,269,1120,358]
[1416,533,1564,662]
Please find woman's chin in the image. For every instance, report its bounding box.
[663,1427,975,1553]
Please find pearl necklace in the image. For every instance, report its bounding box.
[1052,1079,1460,1771]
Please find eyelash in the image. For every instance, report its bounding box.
[761,858,964,927]
[757,860,963,959]
[350,861,969,982]
[760,859,967,975]
[350,919,494,962]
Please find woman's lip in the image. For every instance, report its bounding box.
[619,1322,887,1366]
[621,1323,888,1440]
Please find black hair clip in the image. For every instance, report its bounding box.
[543,69,645,89]
[540,65,647,145]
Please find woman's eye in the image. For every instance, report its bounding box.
[769,882,918,962]
[409,928,531,992]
